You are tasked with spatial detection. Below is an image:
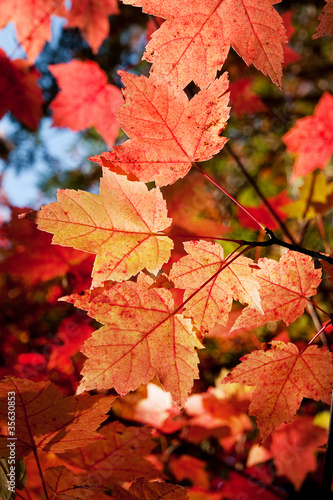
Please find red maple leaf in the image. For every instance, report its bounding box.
[222,341,333,441]
[0,377,115,458]
[112,477,189,499]
[0,49,43,130]
[313,0,333,39]
[62,274,202,406]
[0,0,66,61]
[237,191,290,231]
[170,240,263,334]
[282,92,333,178]
[121,0,287,88]
[50,60,123,146]
[66,0,119,53]
[231,250,322,331]
[56,421,160,484]
[229,77,267,118]
[94,71,230,186]
[0,209,91,285]
[31,169,173,286]
[270,416,328,490]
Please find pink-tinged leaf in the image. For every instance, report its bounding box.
[170,240,262,334]
[66,0,119,53]
[0,49,43,130]
[62,276,203,406]
[313,0,333,39]
[121,0,287,88]
[31,169,173,286]
[0,377,115,458]
[50,61,123,146]
[0,0,66,61]
[222,341,333,441]
[270,416,328,490]
[231,250,321,332]
[93,71,230,186]
[282,92,333,178]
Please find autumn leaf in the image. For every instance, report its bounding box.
[169,455,209,488]
[282,92,333,178]
[221,341,333,441]
[184,387,252,450]
[0,0,66,61]
[237,191,290,231]
[229,78,267,118]
[170,240,262,334]
[0,209,91,285]
[313,0,333,39]
[62,274,203,406]
[270,416,327,490]
[112,477,189,499]
[282,11,301,66]
[31,168,173,286]
[45,465,98,499]
[121,0,287,88]
[50,60,123,146]
[93,71,230,186]
[0,377,115,458]
[0,49,43,130]
[162,172,229,238]
[47,315,95,373]
[283,171,333,220]
[66,0,119,53]
[57,421,160,484]
[231,250,322,331]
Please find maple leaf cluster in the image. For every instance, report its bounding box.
[1,1,333,498]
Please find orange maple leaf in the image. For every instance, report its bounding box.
[0,0,66,61]
[62,274,203,406]
[94,71,230,186]
[121,0,287,88]
[313,0,333,39]
[66,0,119,53]
[221,341,333,441]
[32,169,173,286]
[282,92,333,178]
[57,421,160,484]
[0,49,43,130]
[112,477,189,499]
[170,240,263,333]
[50,60,123,146]
[45,465,97,499]
[270,416,328,490]
[231,250,322,331]
[0,377,115,458]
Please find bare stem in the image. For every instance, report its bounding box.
[192,162,266,231]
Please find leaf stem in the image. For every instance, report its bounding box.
[301,321,332,353]
[192,162,266,231]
